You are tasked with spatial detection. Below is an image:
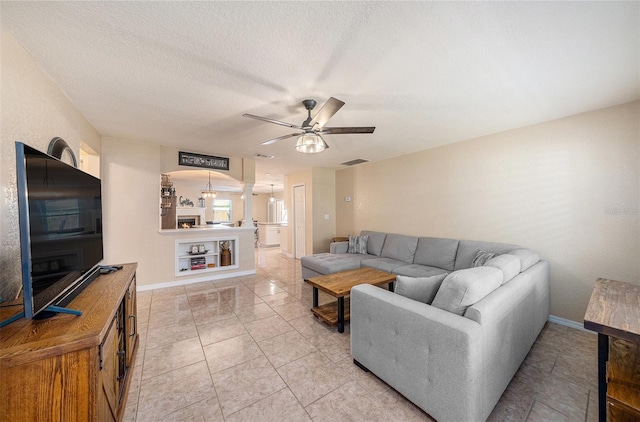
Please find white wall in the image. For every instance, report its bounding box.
[0,29,102,301]
[336,101,640,323]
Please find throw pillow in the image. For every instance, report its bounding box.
[485,254,521,284]
[395,274,448,304]
[431,267,503,315]
[472,250,498,267]
[348,235,368,254]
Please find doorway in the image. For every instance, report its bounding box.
[293,185,306,259]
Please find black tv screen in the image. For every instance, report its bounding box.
[15,142,103,319]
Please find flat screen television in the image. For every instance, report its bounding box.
[15,142,103,319]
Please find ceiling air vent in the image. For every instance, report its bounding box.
[340,158,370,166]
[254,153,274,159]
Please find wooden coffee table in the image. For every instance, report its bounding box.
[305,267,396,333]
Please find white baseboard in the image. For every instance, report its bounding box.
[548,314,591,332]
[137,269,257,292]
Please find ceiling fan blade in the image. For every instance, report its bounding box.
[243,113,303,130]
[260,132,301,145]
[309,97,345,128]
[319,126,376,134]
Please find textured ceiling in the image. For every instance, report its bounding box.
[2,1,638,192]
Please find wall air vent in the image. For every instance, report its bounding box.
[340,158,370,166]
[254,153,274,159]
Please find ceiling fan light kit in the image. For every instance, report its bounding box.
[296,133,328,153]
[243,97,375,153]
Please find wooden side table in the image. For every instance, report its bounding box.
[584,278,640,421]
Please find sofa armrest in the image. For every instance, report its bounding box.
[351,284,484,422]
[330,241,349,254]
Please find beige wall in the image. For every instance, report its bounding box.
[252,193,269,223]
[312,168,337,253]
[283,167,337,257]
[0,30,102,301]
[159,146,252,185]
[102,137,255,288]
[336,101,640,323]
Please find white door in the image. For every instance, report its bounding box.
[294,185,306,259]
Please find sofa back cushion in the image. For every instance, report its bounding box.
[454,240,520,271]
[381,233,419,263]
[432,266,504,315]
[361,231,387,257]
[395,274,448,304]
[508,248,541,272]
[413,237,459,271]
[485,254,521,284]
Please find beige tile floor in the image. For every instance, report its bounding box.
[125,247,599,421]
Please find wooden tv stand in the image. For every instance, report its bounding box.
[0,263,138,421]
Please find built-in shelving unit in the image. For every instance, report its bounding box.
[160,174,176,229]
[175,236,239,276]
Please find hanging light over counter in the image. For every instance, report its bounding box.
[202,172,216,199]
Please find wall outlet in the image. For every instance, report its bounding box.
[324,214,330,220]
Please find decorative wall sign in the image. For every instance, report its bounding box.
[178,151,229,171]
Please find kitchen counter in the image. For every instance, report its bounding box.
[257,223,281,246]
[159,226,254,235]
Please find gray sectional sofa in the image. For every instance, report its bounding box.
[300,230,549,422]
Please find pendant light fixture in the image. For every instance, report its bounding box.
[269,184,275,203]
[202,172,216,199]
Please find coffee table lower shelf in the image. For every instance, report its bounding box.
[311,298,351,326]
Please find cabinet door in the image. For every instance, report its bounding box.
[126,276,138,368]
[98,316,119,422]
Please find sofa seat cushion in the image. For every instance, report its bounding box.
[380,233,419,263]
[361,257,408,273]
[395,274,448,304]
[300,253,375,276]
[392,264,450,278]
[413,237,459,271]
[431,266,504,315]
